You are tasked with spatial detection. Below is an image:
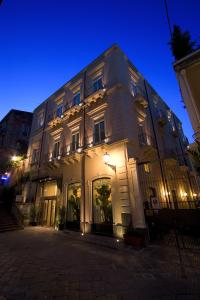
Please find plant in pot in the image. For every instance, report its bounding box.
[123,226,145,247]
[29,204,37,226]
[57,206,66,230]
[95,184,112,223]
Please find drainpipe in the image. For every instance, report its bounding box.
[81,71,87,234]
[143,80,171,207]
[34,100,49,203]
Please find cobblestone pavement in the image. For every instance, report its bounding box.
[0,227,200,300]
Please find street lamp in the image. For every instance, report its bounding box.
[103,152,116,172]
[11,155,18,162]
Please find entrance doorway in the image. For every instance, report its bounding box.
[92,178,113,235]
[43,199,56,227]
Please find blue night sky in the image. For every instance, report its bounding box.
[0,0,199,141]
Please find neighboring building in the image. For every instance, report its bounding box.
[174,48,200,143]
[21,45,200,237]
[0,109,33,181]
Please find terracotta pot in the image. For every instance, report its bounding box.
[123,234,144,247]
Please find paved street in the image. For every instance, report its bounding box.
[0,227,200,300]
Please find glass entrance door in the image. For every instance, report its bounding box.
[43,200,56,227]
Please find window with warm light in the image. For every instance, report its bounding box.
[94,120,105,144]
[144,163,151,173]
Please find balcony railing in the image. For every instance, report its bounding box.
[145,200,200,210]
[48,87,106,125]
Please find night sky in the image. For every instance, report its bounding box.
[0,0,199,141]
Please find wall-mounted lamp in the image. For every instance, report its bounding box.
[11,155,18,162]
[103,152,116,172]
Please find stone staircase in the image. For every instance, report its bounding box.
[0,204,22,233]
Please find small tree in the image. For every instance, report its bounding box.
[69,188,80,221]
[169,25,197,60]
[95,184,112,223]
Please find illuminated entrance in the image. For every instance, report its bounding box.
[43,199,56,226]
[92,178,113,234]
[41,180,57,227]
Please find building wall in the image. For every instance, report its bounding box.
[0,110,32,178]
[174,49,200,142]
[23,45,200,236]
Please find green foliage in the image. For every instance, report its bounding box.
[169,25,197,60]
[69,188,80,221]
[95,184,112,223]
[57,206,66,226]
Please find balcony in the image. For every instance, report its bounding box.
[157,110,167,126]
[133,87,148,124]
[48,88,106,128]
[133,87,148,108]
[138,133,156,160]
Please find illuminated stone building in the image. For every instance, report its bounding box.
[22,45,200,237]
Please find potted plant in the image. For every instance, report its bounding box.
[123,226,145,247]
[57,206,66,230]
[29,204,37,226]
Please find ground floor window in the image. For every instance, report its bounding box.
[66,183,81,230]
[92,178,113,234]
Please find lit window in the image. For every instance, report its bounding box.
[94,120,105,144]
[53,141,60,158]
[144,163,151,173]
[56,104,63,118]
[73,92,81,106]
[72,132,79,151]
[93,76,103,92]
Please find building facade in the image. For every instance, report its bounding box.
[0,109,32,183]
[22,45,199,237]
[174,48,200,143]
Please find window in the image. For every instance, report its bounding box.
[73,92,81,106]
[72,132,79,151]
[53,141,60,158]
[144,163,151,173]
[56,104,63,118]
[131,80,137,96]
[32,149,39,164]
[37,112,44,128]
[21,124,30,137]
[93,76,103,92]
[94,120,105,144]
